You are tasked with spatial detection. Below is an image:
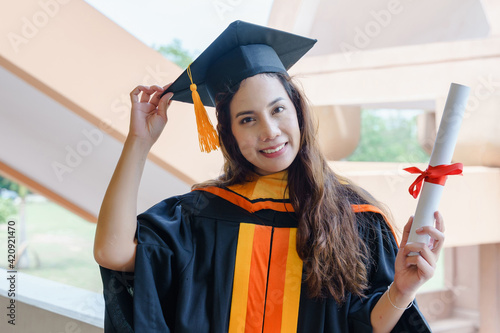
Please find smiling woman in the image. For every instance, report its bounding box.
[229,74,301,176]
[95,20,443,333]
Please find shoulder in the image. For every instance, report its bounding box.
[340,183,399,244]
[339,183,385,221]
[338,182,376,206]
[338,182,386,219]
[138,190,218,219]
[139,186,264,223]
[135,190,221,248]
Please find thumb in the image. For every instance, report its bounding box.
[399,216,413,248]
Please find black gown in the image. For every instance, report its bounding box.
[100,171,431,332]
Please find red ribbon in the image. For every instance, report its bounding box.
[404,163,463,199]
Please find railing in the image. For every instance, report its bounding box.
[0,268,103,332]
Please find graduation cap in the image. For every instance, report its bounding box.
[163,20,317,152]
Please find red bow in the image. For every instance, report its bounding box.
[404,163,463,199]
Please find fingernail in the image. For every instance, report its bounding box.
[416,227,423,232]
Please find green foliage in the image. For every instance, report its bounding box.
[0,176,29,198]
[155,38,194,69]
[346,109,430,163]
[0,198,17,223]
[0,199,100,292]
[0,176,15,190]
[0,176,22,223]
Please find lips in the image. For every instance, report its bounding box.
[260,143,286,154]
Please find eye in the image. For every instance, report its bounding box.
[240,116,255,124]
[273,106,285,114]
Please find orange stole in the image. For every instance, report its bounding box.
[194,187,399,331]
[228,224,302,333]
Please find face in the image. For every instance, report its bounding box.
[229,74,301,176]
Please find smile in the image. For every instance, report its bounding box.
[260,143,286,154]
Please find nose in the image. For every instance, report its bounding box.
[259,117,281,141]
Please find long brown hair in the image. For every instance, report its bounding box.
[194,72,385,303]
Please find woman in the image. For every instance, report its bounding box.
[94,21,444,332]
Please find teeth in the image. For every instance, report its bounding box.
[261,143,285,154]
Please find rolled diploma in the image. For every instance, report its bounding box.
[407,83,470,251]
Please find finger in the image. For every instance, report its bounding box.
[416,226,445,252]
[415,226,444,241]
[431,235,444,254]
[158,92,173,120]
[406,242,436,266]
[401,243,437,280]
[149,87,165,105]
[404,252,435,280]
[399,216,413,248]
[157,84,173,101]
[434,211,445,233]
[150,84,163,91]
[402,245,431,267]
[130,85,148,104]
[140,88,153,103]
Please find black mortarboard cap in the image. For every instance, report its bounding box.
[163,20,317,152]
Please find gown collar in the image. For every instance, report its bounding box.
[226,170,289,201]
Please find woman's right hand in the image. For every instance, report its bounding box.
[128,84,174,146]
[95,85,173,272]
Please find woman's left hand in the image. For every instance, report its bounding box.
[393,211,445,298]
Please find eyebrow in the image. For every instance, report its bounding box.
[234,97,286,118]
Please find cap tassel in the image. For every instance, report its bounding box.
[187,65,219,153]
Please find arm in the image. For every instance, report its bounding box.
[93,85,173,272]
[370,211,445,332]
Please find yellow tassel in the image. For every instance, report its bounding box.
[187,65,219,153]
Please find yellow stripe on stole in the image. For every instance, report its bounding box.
[280,228,303,333]
[228,224,303,333]
[229,223,255,333]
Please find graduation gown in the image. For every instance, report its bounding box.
[100,171,431,332]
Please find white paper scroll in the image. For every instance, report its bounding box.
[407,83,470,250]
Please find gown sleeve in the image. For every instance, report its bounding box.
[347,211,432,333]
[99,266,135,332]
[99,195,196,333]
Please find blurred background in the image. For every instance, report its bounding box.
[1,0,499,332]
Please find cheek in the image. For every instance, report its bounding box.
[231,125,252,153]
[294,121,301,142]
[287,115,301,142]
[235,135,255,153]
